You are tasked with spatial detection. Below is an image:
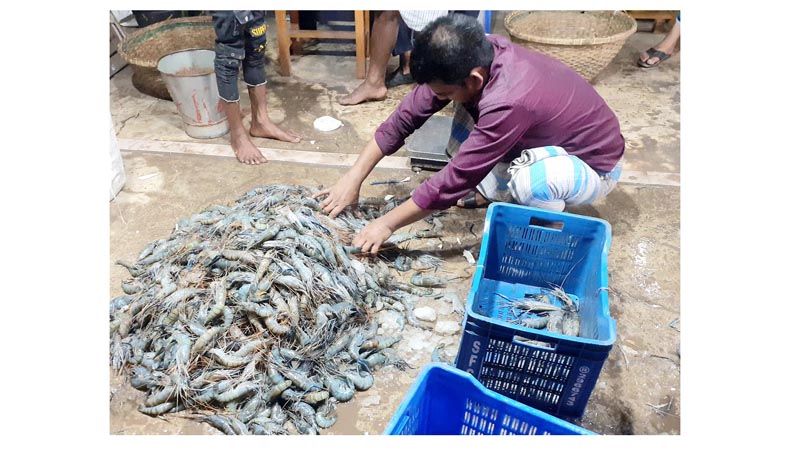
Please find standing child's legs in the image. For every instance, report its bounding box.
[242,12,300,144]
[212,11,267,165]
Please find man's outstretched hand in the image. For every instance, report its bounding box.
[352,219,394,254]
[313,175,362,219]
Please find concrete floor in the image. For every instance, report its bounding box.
[109,12,680,435]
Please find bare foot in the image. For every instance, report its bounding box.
[339,81,387,106]
[250,121,301,143]
[232,132,267,165]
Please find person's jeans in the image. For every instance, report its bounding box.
[212,10,268,102]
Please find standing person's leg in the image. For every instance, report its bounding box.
[242,11,301,144]
[638,13,680,68]
[385,21,415,88]
[339,11,401,105]
[212,11,267,165]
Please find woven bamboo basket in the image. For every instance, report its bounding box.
[504,11,636,82]
[118,16,216,101]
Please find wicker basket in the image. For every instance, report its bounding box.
[504,11,636,82]
[131,66,172,101]
[118,15,216,68]
[118,16,216,101]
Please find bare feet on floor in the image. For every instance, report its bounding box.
[231,132,267,165]
[250,121,301,144]
[338,81,387,106]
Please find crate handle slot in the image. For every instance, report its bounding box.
[512,335,558,351]
[528,217,564,231]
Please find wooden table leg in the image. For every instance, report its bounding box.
[289,11,302,54]
[354,10,366,79]
[274,11,291,76]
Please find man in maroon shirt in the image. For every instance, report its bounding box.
[315,14,625,253]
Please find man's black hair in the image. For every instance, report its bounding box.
[410,13,494,86]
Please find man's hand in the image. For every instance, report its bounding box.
[352,219,394,254]
[313,137,388,218]
[313,175,362,219]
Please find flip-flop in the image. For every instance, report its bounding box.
[637,48,672,68]
[457,191,491,209]
[385,67,415,88]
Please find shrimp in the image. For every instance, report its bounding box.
[282,369,321,391]
[360,336,400,352]
[321,374,355,402]
[410,274,461,288]
[393,255,412,272]
[344,368,374,391]
[546,311,565,334]
[116,260,146,278]
[144,385,176,407]
[431,343,452,364]
[302,390,330,404]
[510,299,564,314]
[315,398,338,428]
[199,414,237,435]
[232,339,265,357]
[138,402,175,416]
[236,301,275,319]
[215,381,258,403]
[261,380,293,403]
[220,249,258,266]
[190,326,225,356]
[561,311,581,337]
[121,280,145,295]
[204,280,227,325]
[208,348,253,368]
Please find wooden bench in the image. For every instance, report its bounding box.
[274,10,370,79]
[627,10,678,33]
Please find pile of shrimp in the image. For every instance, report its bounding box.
[109,184,453,435]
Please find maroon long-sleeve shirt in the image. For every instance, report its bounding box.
[374,34,625,210]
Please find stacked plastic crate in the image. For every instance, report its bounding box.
[455,204,616,418]
[385,203,616,435]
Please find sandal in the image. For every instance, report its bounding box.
[385,67,415,88]
[457,191,491,209]
[637,47,672,68]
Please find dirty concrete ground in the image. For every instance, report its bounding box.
[110,12,680,436]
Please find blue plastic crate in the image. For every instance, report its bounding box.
[384,363,594,435]
[455,204,616,418]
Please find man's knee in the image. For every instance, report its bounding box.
[508,154,612,208]
[507,156,573,206]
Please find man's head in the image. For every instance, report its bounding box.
[410,13,494,104]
